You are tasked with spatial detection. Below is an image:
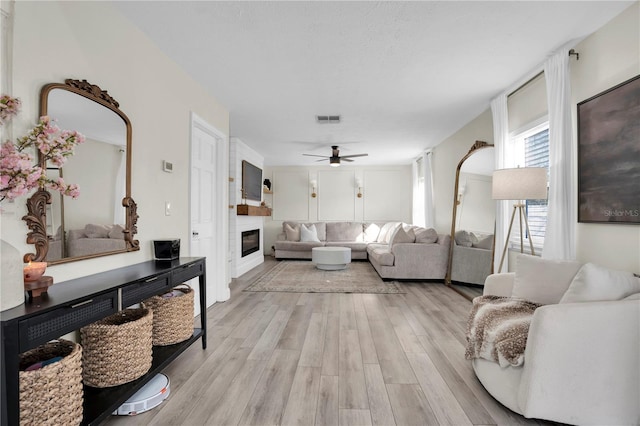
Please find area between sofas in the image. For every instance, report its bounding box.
[273,221,451,280]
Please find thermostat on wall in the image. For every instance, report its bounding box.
[113,374,170,416]
[162,160,173,173]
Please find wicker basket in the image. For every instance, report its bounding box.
[80,307,153,388]
[18,339,83,426]
[144,284,194,346]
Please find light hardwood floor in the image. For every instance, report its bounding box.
[106,257,551,426]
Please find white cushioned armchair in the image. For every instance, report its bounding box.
[472,255,640,425]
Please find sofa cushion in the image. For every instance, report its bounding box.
[284,223,300,241]
[390,226,414,247]
[300,224,321,242]
[559,263,640,303]
[283,222,326,241]
[108,224,125,239]
[274,240,324,251]
[325,241,368,252]
[326,222,363,242]
[369,247,395,266]
[401,225,417,243]
[311,222,327,241]
[624,292,640,301]
[363,223,381,242]
[472,234,494,250]
[377,222,401,243]
[414,227,438,244]
[511,254,582,305]
[454,230,477,247]
[85,223,110,238]
[366,243,388,256]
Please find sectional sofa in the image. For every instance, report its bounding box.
[274,221,451,280]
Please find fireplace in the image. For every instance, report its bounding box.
[241,229,260,257]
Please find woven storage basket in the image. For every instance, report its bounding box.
[144,284,194,346]
[18,339,83,426]
[80,307,153,388]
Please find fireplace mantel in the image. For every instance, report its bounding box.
[236,205,272,216]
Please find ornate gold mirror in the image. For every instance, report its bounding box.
[23,79,139,264]
[445,141,495,300]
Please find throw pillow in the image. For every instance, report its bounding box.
[85,223,110,238]
[363,223,381,243]
[377,222,400,243]
[284,223,300,241]
[472,234,494,250]
[300,223,321,242]
[454,230,474,247]
[108,224,125,239]
[559,263,640,303]
[402,225,417,243]
[511,254,582,305]
[414,227,438,244]
[389,226,414,248]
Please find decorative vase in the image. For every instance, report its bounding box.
[1,239,25,311]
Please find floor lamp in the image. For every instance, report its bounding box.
[493,167,548,273]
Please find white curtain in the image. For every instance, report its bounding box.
[543,48,576,260]
[491,94,510,272]
[113,146,126,225]
[412,151,435,228]
[423,151,435,228]
[412,155,424,226]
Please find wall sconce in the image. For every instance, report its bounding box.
[456,185,466,205]
[355,177,363,198]
[310,179,317,198]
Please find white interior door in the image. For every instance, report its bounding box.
[190,113,229,310]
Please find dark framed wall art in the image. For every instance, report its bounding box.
[577,74,640,224]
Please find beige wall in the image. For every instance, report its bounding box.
[431,3,640,273]
[431,109,494,235]
[263,165,412,255]
[571,2,639,272]
[2,1,229,282]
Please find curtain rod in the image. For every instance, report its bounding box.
[507,71,544,98]
[506,49,579,98]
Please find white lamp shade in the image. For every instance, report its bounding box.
[492,167,548,200]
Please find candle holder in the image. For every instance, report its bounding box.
[23,262,53,299]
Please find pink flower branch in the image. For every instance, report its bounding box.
[0,95,84,203]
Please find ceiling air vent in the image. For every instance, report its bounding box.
[316,115,341,124]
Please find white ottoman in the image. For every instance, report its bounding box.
[312,247,352,270]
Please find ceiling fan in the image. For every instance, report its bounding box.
[303,145,368,167]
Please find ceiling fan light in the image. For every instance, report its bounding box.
[329,157,340,167]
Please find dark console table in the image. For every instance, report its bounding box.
[0,257,207,426]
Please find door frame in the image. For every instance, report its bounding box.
[189,112,230,304]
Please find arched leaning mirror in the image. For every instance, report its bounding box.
[23,79,139,264]
[445,141,495,300]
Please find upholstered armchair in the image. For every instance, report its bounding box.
[469,255,640,425]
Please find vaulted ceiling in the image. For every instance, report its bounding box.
[115,1,633,166]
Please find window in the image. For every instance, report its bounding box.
[508,120,549,252]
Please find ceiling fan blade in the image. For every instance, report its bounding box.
[340,153,368,159]
[342,158,354,162]
[302,154,330,158]
[315,158,326,162]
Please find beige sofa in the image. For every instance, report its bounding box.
[470,254,640,425]
[274,221,370,260]
[67,224,127,258]
[274,221,451,280]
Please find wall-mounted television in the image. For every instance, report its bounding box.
[242,160,262,202]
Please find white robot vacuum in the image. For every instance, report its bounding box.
[113,374,170,416]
